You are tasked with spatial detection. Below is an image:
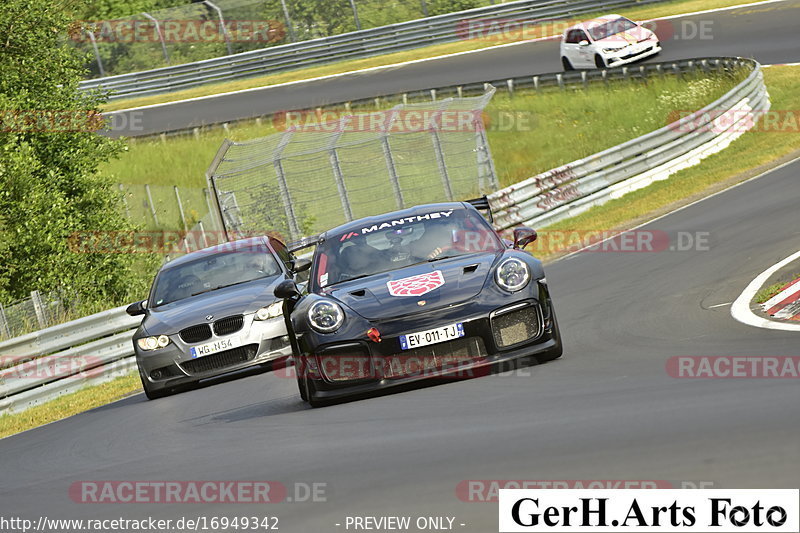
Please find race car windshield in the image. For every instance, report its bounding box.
[149,247,281,307]
[587,17,637,41]
[312,208,503,289]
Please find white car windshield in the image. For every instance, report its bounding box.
[588,17,637,41]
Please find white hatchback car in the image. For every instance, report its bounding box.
[560,15,661,70]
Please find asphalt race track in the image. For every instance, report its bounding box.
[0,152,798,530]
[1,2,798,531]
[106,0,800,137]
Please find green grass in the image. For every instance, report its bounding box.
[755,274,800,304]
[528,65,800,261]
[0,372,140,440]
[102,0,771,112]
[104,69,743,231]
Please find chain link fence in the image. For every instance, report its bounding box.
[70,0,496,78]
[206,89,498,242]
[0,292,66,341]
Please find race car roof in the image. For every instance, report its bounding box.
[161,236,269,270]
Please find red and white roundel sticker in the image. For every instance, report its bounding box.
[387,270,445,297]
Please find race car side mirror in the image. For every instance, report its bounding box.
[513,227,537,250]
[126,300,147,316]
[275,280,301,300]
[292,258,311,273]
[579,40,589,46]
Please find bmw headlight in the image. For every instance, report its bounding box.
[308,299,344,333]
[255,301,283,320]
[495,257,530,292]
[137,335,171,351]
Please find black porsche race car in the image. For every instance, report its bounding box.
[274,200,562,406]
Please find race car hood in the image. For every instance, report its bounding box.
[142,276,282,335]
[324,254,497,321]
[599,25,652,46]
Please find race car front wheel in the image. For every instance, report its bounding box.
[535,307,563,363]
[595,54,606,69]
[139,370,169,400]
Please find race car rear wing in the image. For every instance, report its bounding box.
[287,234,322,254]
[466,196,494,223]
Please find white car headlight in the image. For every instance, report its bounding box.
[255,301,283,321]
[603,46,625,53]
[307,299,344,333]
[495,257,531,292]
[137,335,170,351]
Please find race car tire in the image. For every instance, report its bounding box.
[297,373,308,402]
[535,307,563,363]
[140,370,169,400]
[562,57,574,71]
[305,377,329,408]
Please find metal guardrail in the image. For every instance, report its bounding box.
[0,306,139,414]
[0,57,763,415]
[117,56,749,139]
[487,57,769,230]
[82,0,668,100]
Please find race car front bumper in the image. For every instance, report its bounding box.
[135,315,292,393]
[603,41,661,67]
[298,282,562,402]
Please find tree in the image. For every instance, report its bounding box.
[427,0,481,17]
[0,0,155,306]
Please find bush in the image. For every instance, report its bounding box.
[0,0,158,309]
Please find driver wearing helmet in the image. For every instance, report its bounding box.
[414,222,457,261]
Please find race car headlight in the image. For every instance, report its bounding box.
[495,258,530,292]
[255,301,283,320]
[308,299,344,333]
[137,335,170,351]
[603,46,625,53]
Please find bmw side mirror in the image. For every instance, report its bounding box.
[274,280,301,300]
[292,258,311,273]
[126,300,147,316]
[513,227,537,250]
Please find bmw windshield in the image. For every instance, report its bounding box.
[311,208,503,290]
[149,246,281,307]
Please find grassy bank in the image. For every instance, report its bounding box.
[529,65,800,260]
[104,69,743,229]
[102,0,770,111]
[0,373,140,440]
